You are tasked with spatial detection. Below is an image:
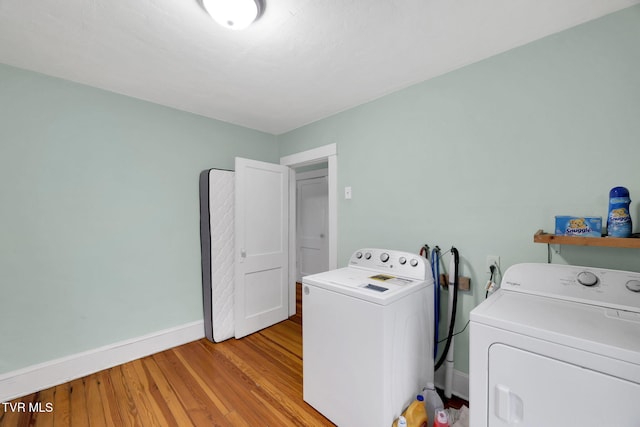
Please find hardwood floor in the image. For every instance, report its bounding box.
[0,312,334,426]
[2,283,467,426]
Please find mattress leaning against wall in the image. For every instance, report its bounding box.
[199,168,235,342]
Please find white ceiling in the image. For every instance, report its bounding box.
[0,0,638,135]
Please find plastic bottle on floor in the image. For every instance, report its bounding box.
[405,394,428,427]
[423,382,443,426]
[395,415,407,427]
[433,409,450,427]
[393,395,428,427]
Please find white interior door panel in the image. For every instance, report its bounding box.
[234,157,289,338]
[297,174,328,280]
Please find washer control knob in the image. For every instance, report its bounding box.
[380,253,390,263]
[626,279,640,293]
[577,271,598,287]
[410,259,419,267]
[355,252,363,259]
[365,252,372,260]
[399,256,407,265]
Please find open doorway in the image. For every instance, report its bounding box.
[295,164,328,282]
[280,144,337,316]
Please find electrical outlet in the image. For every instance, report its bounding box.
[486,255,500,273]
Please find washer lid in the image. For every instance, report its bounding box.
[471,290,640,364]
[302,266,431,305]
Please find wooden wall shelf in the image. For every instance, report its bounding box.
[534,229,640,249]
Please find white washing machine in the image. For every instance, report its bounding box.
[303,248,435,427]
[470,263,640,426]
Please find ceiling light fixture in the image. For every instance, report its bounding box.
[202,0,264,30]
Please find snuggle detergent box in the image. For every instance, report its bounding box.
[555,216,602,237]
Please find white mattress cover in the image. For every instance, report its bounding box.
[208,169,235,342]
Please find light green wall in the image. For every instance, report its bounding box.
[2,4,639,380]
[0,64,278,373]
[280,5,640,375]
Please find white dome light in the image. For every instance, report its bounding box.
[202,0,262,30]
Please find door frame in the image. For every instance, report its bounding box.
[280,143,337,315]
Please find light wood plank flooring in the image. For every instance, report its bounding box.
[2,284,466,426]
[0,311,334,426]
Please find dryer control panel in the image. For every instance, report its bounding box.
[348,248,429,281]
[501,263,640,313]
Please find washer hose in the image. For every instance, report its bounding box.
[435,247,459,371]
[430,247,441,358]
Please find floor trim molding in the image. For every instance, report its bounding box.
[0,320,204,402]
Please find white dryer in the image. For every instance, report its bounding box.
[470,263,640,426]
[303,248,435,427]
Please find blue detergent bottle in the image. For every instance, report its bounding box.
[607,186,632,237]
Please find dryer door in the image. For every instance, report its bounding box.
[488,344,640,426]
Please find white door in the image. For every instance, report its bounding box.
[234,157,289,338]
[296,174,329,281]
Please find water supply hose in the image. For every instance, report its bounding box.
[430,247,441,358]
[434,247,459,372]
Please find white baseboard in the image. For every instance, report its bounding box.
[434,366,469,402]
[0,320,205,402]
